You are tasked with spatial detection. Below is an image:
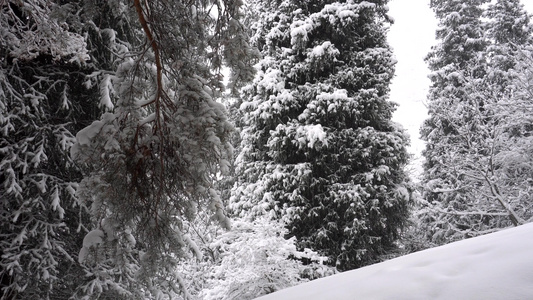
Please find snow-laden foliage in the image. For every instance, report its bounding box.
[162,88,333,299]
[485,0,533,46]
[177,215,332,300]
[168,205,333,300]
[1,0,89,63]
[69,1,256,298]
[1,0,255,298]
[419,0,533,245]
[233,0,413,271]
[420,0,490,244]
[0,1,98,298]
[199,217,331,300]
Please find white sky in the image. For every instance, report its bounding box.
[388,0,435,177]
[388,0,533,178]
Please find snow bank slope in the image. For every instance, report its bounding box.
[256,223,533,300]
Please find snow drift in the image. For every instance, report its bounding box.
[256,223,533,300]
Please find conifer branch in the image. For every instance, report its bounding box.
[134,0,163,109]
[133,0,167,229]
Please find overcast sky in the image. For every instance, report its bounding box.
[387,0,533,176]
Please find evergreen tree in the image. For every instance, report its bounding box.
[484,0,533,84]
[0,1,99,298]
[486,0,533,46]
[419,0,488,244]
[1,0,255,298]
[71,0,255,298]
[232,0,412,271]
[419,0,533,245]
[479,0,533,227]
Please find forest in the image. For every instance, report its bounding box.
[1,0,532,299]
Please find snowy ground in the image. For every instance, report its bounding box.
[256,223,533,300]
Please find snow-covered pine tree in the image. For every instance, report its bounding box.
[497,47,533,196]
[232,0,412,271]
[420,0,491,244]
[483,0,533,91]
[486,0,532,48]
[70,0,256,298]
[419,0,533,245]
[0,1,99,298]
[477,0,533,227]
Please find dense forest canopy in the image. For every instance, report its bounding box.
[1,0,532,299]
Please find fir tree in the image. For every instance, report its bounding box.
[419,0,488,244]
[70,0,256,298]
[486,0,533,46]
[232,0,412,271]
[484,0,533,84]
[0,1,100,298]
[419,0,533,245]
[1,0,256,298]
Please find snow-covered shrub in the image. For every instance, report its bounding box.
[199,217,332,300]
